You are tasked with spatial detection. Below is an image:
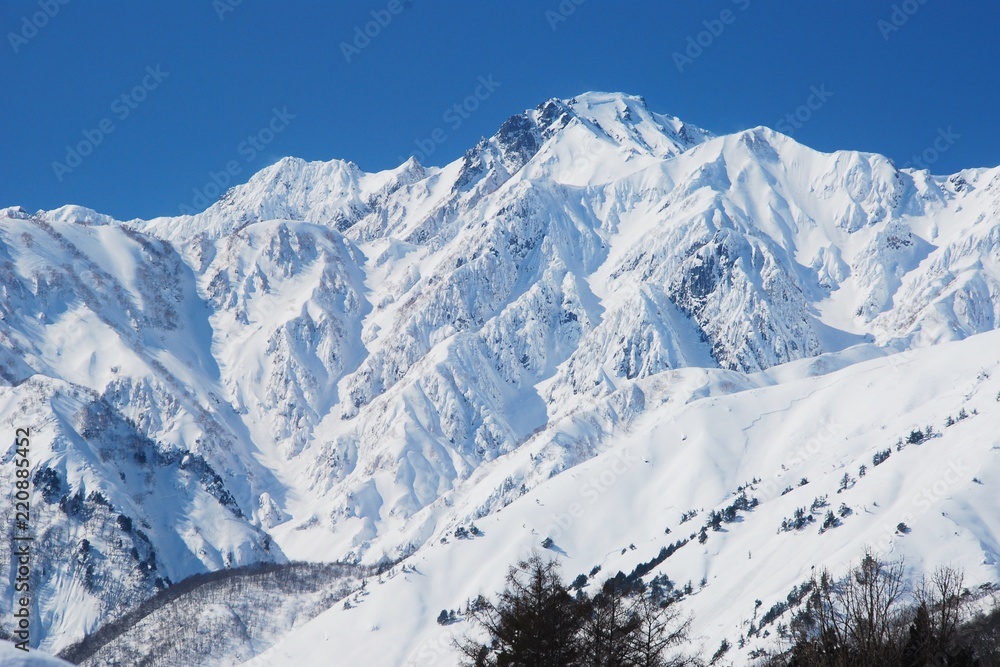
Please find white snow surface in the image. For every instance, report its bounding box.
[0,643,73,666]
[1,91,999,662]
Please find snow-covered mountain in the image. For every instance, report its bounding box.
[246,331,1000,666]
[1,91,999,664]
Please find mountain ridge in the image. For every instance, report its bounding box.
[2,91,999,662]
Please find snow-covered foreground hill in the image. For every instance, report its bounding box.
[0,642,72,666]
[1,91,999,662]
[247,332,1000,666]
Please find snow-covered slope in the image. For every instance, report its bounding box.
[246,332,1000,666]
[61,562,377,667]
[1,91,999,661]
[0,642,73,666]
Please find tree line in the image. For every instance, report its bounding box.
[455,552,697,666]
[454,551,1000,666]
[760,550,1000,666]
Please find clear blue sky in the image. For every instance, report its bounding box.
[2,0,998,220]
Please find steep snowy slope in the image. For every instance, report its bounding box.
[60,562,377,667]
[0,214,283,652]
[0,376,280,654]
[2,91,1000,657]
[245,332,1000,666]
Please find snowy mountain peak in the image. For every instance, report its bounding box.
[39,205,119,226]
[0,205,32,219]
[563,90,712,155]
[135,92,715,243]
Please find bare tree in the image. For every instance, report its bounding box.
[625,594,694,667]
[765,556,999,667]
[783,550,907,666]
[905,565,978,665]
[837,550,907,665]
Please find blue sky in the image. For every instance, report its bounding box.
[2,0,998,220]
